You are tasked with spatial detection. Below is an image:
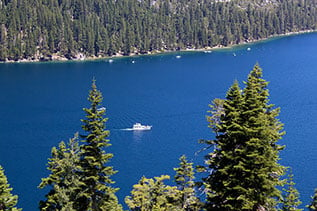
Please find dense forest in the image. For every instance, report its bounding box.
[1,65,317,210]
[0,0,317,62]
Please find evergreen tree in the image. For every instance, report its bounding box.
[174,155,201,210]
[237,64,285,210]
[0,165,21,211]
[1,0,317,61]
[308,189,317,210]
[77,80,122,211]
[39,80,121,210]
[203,64,285,210]
[281,170,302,211]
[241,64,285,208]
[125,175,180,211]
[38,133,82,211]
[203,80,246,210]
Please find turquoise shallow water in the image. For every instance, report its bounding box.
[1,33,317,210]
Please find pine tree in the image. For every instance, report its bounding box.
[38,133,82,211]
[125,175,180,211]
[0,165,21,211]
[1,0,317,61]
[174,155,201,210]
[204,80,246,210]
[281,170,302,211]
[203,64,285,210]
[308,189,317,211]
[77,80,122,211]
[240,64,285,210]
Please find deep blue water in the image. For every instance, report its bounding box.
[1,32,317,210]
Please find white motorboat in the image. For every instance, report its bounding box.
[132,123,152,130]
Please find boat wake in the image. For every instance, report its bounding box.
[120,128,134,131]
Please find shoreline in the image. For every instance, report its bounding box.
[1,29,316,64]
[182,29,317,53]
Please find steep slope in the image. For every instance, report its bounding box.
[0,0,316,62]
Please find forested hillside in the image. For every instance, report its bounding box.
[0,0,316,62]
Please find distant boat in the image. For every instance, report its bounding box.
[247,47,251,51]
[132,123,152,130]
[120,123,152,131]
[108,59,114,63]
[233,53,236,56]
[204,50,212,53]
[176,55,181,59]
[132,60,135,63]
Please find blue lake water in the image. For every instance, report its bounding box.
[1,32,317,210]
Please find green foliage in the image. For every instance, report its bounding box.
[77,80,122,211]
[174,155,201,210]
[308,189,317,210]
[280,169,302,211]
[125,175,180,211]
[0,0,317,61]
[0,165,21,211]
[125,156,201,211]
[38,133,82,211]
[206,98,225,136]
[202,64,285,210]
[39,80,121,210]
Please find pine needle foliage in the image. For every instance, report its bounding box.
[39,80,121,210]
[206,98,225,137]
[203,64,285,211]
[281,170,302,211]
[1,0,317,61]
[77,80,122,211]
[0,165,21,211]
[174,155,201,210]
[38,133,82,211]
[308,189,317,211]
[125,175,180,211]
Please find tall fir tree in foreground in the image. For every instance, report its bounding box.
[202,80,246,210]
[202,64,285,210]
[280,169,302,211]
[77,80,122,211]
[308,189,317,210]
[0,165,21,211]
[38,133,82,211]
[241,64,285,210]
[39,80,121,210]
